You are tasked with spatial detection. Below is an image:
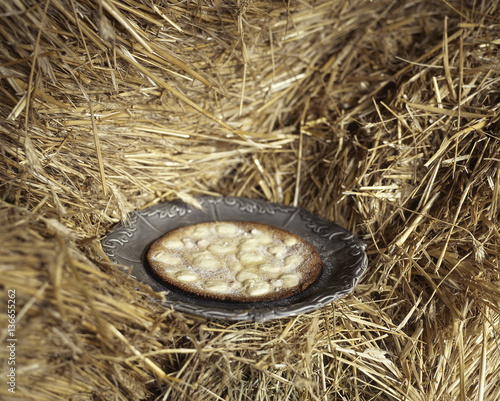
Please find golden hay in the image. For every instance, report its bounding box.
[1,0,500,400]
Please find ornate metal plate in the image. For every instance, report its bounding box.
[102,197,367,321]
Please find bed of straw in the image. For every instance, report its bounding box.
[1,0,500,400]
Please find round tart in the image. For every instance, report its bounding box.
[146,221,322,302]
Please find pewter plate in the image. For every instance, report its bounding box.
[102,197,367,322]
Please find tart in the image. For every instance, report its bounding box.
[146,221,322,302]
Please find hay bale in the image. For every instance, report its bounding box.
[1,0,499,399]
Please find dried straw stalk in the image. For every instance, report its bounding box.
[1,0,500,400]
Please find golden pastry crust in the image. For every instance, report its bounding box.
[147,221,322,302]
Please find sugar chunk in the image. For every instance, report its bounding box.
[259,264,282,274]
[228,261,244,273]
[197,239,209,248]
[245,280,271,296]
[284,237,298,246]
[182,239,195,249]
[153,251,182,265]
[267,244,287,255]
[208,244,238,254]
[176,270,199,282]
[239,242,259,252]
[280,273,301,288]
[193,253,220,270]
[162,239,184,249]
[192,226,210,239]
[284,254,303,269]
[204,281,229,293]
[229,281,242,290]
[216,223,238,235]
[254,234,273,245]
[237,270,259,282]
[239,252,265,264]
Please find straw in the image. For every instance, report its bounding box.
[1,0,500,400]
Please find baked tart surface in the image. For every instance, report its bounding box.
[147,221,322,302]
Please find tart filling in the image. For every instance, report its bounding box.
[147,221,322,302]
